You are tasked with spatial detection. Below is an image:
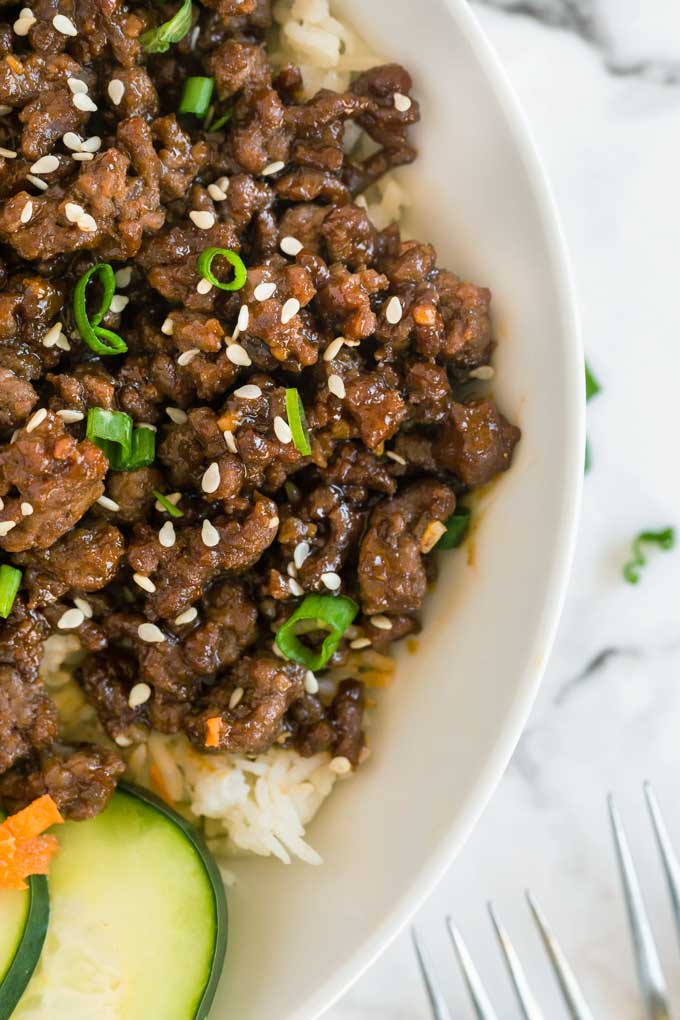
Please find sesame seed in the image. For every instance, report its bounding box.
[138,622,165,643]
[20,502,33,516]
[328,374,346,399]
[74,597,93,618]
[67,78,88,95]
[293,541,310,569]
[57,408,84,423]
[64,202,84,223]
[234,384,261,399]
[177,348,199,366]
[115,266,132,288]
[236,304,249,333]
[26,175,48,191]
[81,135,101,152]
[109,294,128,313]
[196,277,213,295]
[273,415,292,444]
[63,133,82,151]
[53,13,77,35]
[370,614,392,630]
[268,517,279,529]
[201,461,221,494]
[254,281,276,301]
[78,213,97,232]
[115,735,132,748]
[350,637,372,649]
[73,93,97,113]
[321,572,341,591]
[287,561,298,578]
[324,337,345,362]
[13,18,35,37]
[262,160,285,176]
[58,607,85,629]
[189,24,200,49]
[385,296,402,324]
[215,176,229,192]
[73,149,94,161]
[161,317,174,336]
[189,210,215,230]
[281,297,300,324]
[226,342,251,367]
[133,573,156,593]
[329,756,351,775]
[304,670,319,694]
[158,521,176,548]
[175,607,198,625]
[393,92,412,112]
[229,686,244,709]
[469,365,495,380]
[0,521,16,537]
[280,235,303,256]
[166,406,187,424]
[289,577,304,597]
[20,200,33,224]
[97,495,120,511]
[108,79,125,106]
[42,322,63,347]
[207,183,227,201]
[26,407,47,432]
[201,519,220,547]
[0,147,17,159]
[55,334,71,351]
[128,682,151,708]
[386,451,407,466]
[223,430,237,454]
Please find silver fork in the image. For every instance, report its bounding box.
[412,783,680,1019]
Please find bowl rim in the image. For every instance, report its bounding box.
[287,2,585,1017]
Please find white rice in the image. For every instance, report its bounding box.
[37,3,407,869]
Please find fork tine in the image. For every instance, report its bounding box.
[445,916,500,1020]
[644,782,680,950]
[608,795,670,1020]
[525,891,596,1020]
[487,902,545,1020]
[411,927,454,1020]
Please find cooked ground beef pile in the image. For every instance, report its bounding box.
[0,0,520,820]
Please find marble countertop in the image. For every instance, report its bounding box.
[329,2,680,1016]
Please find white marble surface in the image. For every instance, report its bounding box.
[328,2,680,1016]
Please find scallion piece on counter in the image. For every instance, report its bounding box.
[140,0,192,53]
[86,409,155,471]
[585,361,601,402]
[210,109,233,132]
[284,388,311,456]
[179,77,214,118]
[73,263,127,356]
[0,565,22,619]
[623,527,675,584]
[437,505,471,550]
[153,490,184,518]
[275,594,358,671]
[196,248,247,291]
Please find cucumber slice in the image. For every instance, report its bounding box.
[12,784,227,1020]
[0,876,49,1018]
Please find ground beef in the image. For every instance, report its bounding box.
[0,744,124,820]
[292,680,365,765]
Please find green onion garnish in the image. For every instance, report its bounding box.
[179,77,214,118]
[153,489,184,518]
[86,408,155,471]
[210,109,233,132]
[140,0,192,53]
[73,263,127,356]
[584,437,592,474]
[275,594,358,671]
[0,565,22,619]
[585,361,601,402]
[623,528,675,584]
[284,388,311,456]
[437,505,471,550]
[196,248,247,292]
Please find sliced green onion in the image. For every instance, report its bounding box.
[275,594,358,671]
[86,409,155,471]
[196,248,247,292]
[179,77,214,118]
[437,505,471,550]
[584,436,592,474]
[210,109,233,132]
[153,490,184,518]
[73,263,127,356]
[284,388,311,456]
[140,0,192,53]
[623,527,675,584]
[0,565,22,620]
[585,361,601,402]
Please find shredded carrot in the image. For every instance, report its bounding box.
[0,795,63,891]
[150,764,175,806]
[205,716,223,748]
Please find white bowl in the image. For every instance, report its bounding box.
[212,1,583,1016]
